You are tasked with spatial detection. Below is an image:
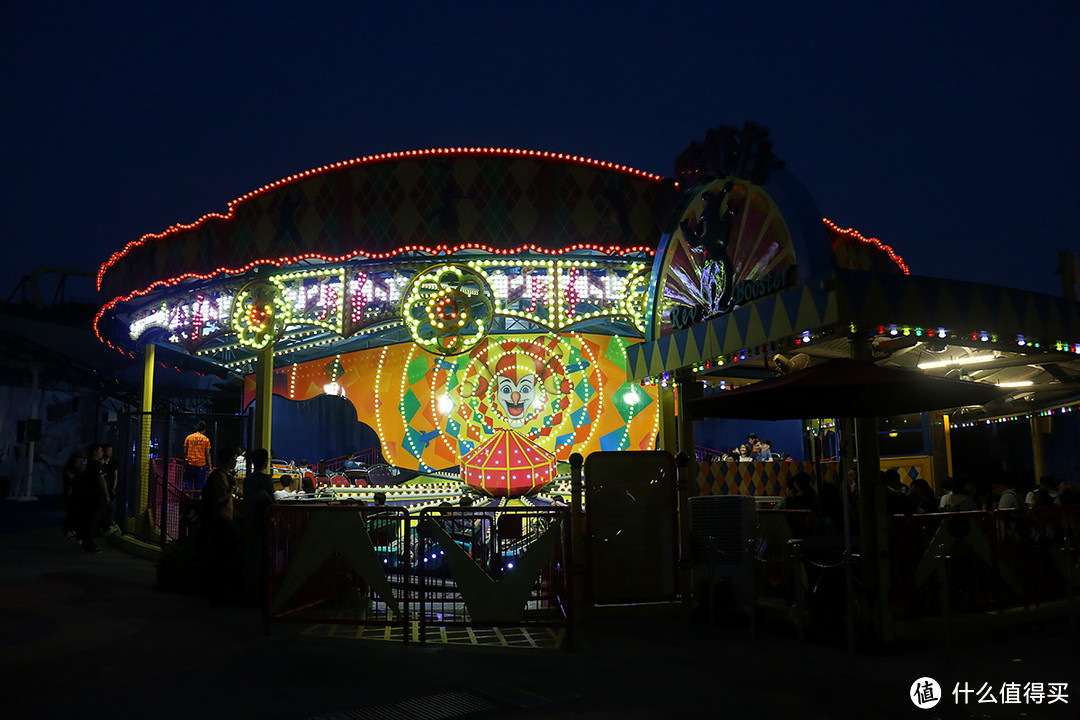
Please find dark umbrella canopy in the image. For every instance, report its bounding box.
[687,358,1008,420]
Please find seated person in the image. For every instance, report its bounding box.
[1059,479,1080,505]
[274,476,297,501]
[756,439,775,461]
[994,476,1021,511]
[1025,475,1060,507]
[234,449,248,477]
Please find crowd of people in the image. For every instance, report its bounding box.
[194,444,321,604]
[714,433,782,462]
[777,466,1080,539]
[61,443,119,553]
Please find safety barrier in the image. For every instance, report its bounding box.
[264,503,413,639]
[415,505,570,647]
[262,503,570,647]
[148,458,194,542]
[890,505,1080,618]
[754,505,1080,644]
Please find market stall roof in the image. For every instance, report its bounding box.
[686,357,1008,421]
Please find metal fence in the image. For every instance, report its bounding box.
[415,505,570,646]
[147,458,200,542]
[749,505,1080,644]
[117,409,249,546]
[265,504,413,641]
[262,503,571,647]
[889,505,1080,617]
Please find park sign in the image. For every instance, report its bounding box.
[649,175,800,338]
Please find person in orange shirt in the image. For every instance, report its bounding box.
[183,420,212,490]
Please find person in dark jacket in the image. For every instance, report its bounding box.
[74,444,109,552]
[241,448,274,604]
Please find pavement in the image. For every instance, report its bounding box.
[1,498,1077,720]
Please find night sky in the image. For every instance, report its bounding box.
[3,2,1077,303]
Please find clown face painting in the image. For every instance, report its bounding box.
[457,335,573,437]
[496,372,538,427]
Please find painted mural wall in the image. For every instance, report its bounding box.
[245,332,658,472]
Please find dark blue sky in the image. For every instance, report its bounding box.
[3,2,1077,302]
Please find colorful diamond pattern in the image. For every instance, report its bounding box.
[249,333,658,474]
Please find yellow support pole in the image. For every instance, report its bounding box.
[657,384,677,454]
[1030,415,1047,482]
[138,343,155,516]
[123,343,158,537]
[254,344,274,454]
[943,413,954,479]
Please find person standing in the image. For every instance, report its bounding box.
[61,450,86,538]
[200,445,241,603]
[183,421,212,490]
[98,444,119,536]
[241,448,275,605]
[74,444,110,553]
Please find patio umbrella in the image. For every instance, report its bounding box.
[687,357,1007,420]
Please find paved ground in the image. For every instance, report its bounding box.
[1,499,1077,720]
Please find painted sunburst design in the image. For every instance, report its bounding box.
[655,177,796,338]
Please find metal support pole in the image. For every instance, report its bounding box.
[675,451,694,619]
[854,415,891,645]
[160,412,173,549]
[788,538,805,662]
[138,344,156,518]
[943,413,954,480]
[254,343,274,454]
[569,452,585,623]
[746,537,758,641]
[657,383,676,454]
[1029,416,1046,485]
[938,542,952,662]
[841,465,856,669]
[1065,536,1077,647]
[707,534,716,629]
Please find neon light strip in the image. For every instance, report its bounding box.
[917,354,998,370]
[98,147,666,290]
[950,401,1078,429]
[823,218,910,274]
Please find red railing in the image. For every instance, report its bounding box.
[319,448,386,473]
[148,458,198,541]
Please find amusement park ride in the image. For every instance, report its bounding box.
[94,124,1080,511]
